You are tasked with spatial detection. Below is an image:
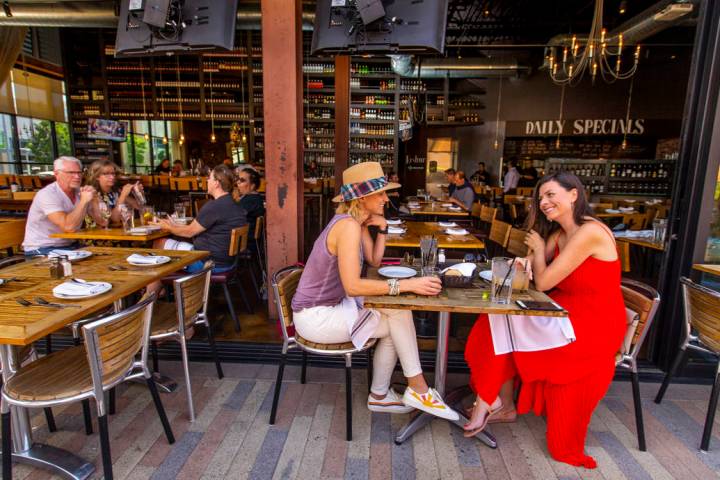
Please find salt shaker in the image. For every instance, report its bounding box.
[60,255,73,277]
[438,249,446,265]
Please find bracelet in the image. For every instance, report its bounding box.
[377,227,389,235]
[387,278,400,296]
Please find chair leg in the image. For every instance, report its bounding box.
[269,350,287,425]
[221,283,242,332]
[204,320,224,379]
[630,371,646,451]
[701,362,720,451]
[234,277,254,315]
[179,337,195,422]
[366,348,374,394]
[300,351,308,384]
[151,341,160,373]
[82,399,93,435]
[2,410,11,480]
[655,347,688,404]
[246,263,262,301]
[345,354,353,441]
[97,414,113,480]
[109,387,116,415]
[146,377,175,444]
[45,335,52,354]
[44,407,57,432]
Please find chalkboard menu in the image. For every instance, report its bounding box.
[504,136,656,160]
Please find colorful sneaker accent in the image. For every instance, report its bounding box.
[402,387,460,421]
[367,388,415,414]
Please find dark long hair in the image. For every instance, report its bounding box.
[524,170,597,240]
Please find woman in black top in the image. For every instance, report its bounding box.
[236,167,265,251]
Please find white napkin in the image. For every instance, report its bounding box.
[447,206,463,211]
[438,221,458,227]
[387,226,406,235]
[53,280,108,296]
[441,203,453,207]
[408,205,421,210]
[489,314,576,354]
[445,228,469,235]
[605,208,621,214]
[441,262,476,277]
[127,254,168,264]
[386,219,403,225]
[618,207,635,212]
[614,230,653,238]
[48,249,89,260]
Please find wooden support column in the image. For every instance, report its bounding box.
[334,56,350,194]
[262,0,304,316]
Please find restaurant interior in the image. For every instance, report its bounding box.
[1,0,720,476]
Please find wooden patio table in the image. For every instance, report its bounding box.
[0,198,32,211]
[364,265,565,447]
[0,246,207,480]
[693,264,720,276]
[51,226,170,243]
[407,203,470,217]
[615,235,665,252]
[385,221,484,251]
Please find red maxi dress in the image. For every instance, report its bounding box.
[465,245,626,468]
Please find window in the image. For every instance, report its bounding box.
[0,114,16,174]
[55,121,71,157]
[17,116,53,173]
[121,120,181,173]
[704,164,720,263]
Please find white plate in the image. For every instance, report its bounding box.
[48,250,93,261]
[479,270,493,282]
[605,208,621,214]
[445,228,470,235]
[447,206,463,211]
[387,227,406,235]
[408,205,421,210]
[53,281,112,299]
[127,255,171,266]
[386,219,404,225]
[441,203,453,207]
[438,221,458,227]
[378,266,417,279]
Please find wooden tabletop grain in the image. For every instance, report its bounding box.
[407,205,470,217]
[385,221,484,250]
[615,235,665,251]
[363,266,566,316]
[693,264,720,276]
[51,226,170,242]
[0,246,208,345]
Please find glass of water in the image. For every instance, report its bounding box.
[119,204,134,232]
[174,202,186,219]
[420,235,437,269]
[491,257,516,304]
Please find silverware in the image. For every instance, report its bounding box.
[34,297,82,308]
[15,297,33,307]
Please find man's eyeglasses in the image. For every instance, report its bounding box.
[60,170,83,176]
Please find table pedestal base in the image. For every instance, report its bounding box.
[3,443,95,479]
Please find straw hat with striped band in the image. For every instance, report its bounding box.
[332,161,401,203]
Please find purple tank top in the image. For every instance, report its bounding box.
[292,214,361,311]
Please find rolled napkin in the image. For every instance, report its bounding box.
[441,262,476,277]
[438,221,458,227]
[53,280,110,297]
[387,226,406,235]
[127,253,169,264]
[48,249,90,261]
[445,227,470,235]
[386,219,403,225]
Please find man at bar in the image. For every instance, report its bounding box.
[447,171,475,210]
[22,156,98,256]
[470,161,491,185]
[503,158,521,193]
[519,159,539,188]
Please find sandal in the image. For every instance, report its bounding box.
[463,400,504,438]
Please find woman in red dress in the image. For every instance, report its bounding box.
[464,171,626,468]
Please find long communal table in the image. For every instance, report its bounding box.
[384,221,484,251]
[364,265,565,447]
[0,246,208,479]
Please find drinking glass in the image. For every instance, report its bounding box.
[140,206,155,226]
[653,218,667,244]
[491,257,516,304]
[420,235,437,269]
[132,183,146,206]
[98,201,111,229]
[119,204,134,232]
[511,259,531,291]
[421,266,441,280]
[174,202,186,219]
[417,188,425,200]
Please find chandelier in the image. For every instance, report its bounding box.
[547,0,640,85]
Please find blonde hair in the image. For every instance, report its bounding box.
[85,159,120,192]
[335,199,364,221]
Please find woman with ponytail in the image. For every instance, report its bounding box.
[235,167,265,252]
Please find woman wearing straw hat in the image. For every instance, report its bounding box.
[292,162,459,420]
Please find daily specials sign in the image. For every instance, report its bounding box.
[505,119,680,137]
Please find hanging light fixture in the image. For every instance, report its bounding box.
[555,85,566,150]
[240,51,248,144]
[621,77,634,150]
[176,57,185,146]
[547,0,641,85]
[493,78,502,150]
[209,70,216,142]
[139,58,150,141]
[158,65,169,145]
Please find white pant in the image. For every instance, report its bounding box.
[293,305,422,395]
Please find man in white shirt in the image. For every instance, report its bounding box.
[23,156,97,256]
[503,159,521,193]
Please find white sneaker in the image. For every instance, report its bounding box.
[402,387,460,421]
[367,388,415,414]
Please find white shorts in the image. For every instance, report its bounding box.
[163,239,194,251]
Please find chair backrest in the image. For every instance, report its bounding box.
[170,177,199,191]
[82,293,156,405]
[623,212,648,231]
[504,195,522,204]
[470,202,482,219]
[200,176,208,191]
[272,266,303,339]
[174,265,213,331]
[0,174,14,187]
[254,215,264,242]
[619,279,660,360]
[12,191,36,200]
[681,276,720,353]
[193,196,211,216]
[616,241,631,273]
[516,187,534,197]
[508,203,518,223]
[488,219,512,248]
[17,175,41,190]
[139,175,154,188]
[506,228,529,257]
[154,175,170,187]
[229,224,249,256]
[480,205,497,224]
[0,219,26,252]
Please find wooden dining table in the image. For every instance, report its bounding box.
[615,234,665,251]
[693,264,720,276]
[364,265,566,447]
[406,202,470,218]
[51,226,170,243]
[0,246,207,479]
[385,221,484,251]
[0,198,32,212]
